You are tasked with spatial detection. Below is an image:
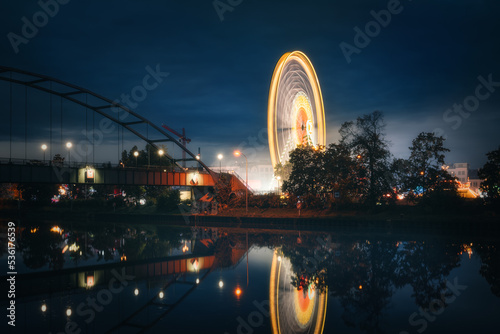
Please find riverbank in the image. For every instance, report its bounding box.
[2,204,499,226]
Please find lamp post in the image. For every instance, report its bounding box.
[134,151,139,167]
[41,144,47,163]
[234,150,248,215]
[66,142,72,166]
[217,154,223,173]
[158,149,164,170]
[276,176,281,195]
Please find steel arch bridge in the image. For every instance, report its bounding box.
[0,65,214,176]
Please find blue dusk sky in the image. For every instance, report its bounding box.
[1,0,499,168]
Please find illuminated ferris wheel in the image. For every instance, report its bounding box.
[268,51,326,168]
[269,249,328,334]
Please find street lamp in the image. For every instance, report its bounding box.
[217,154,223,173]
[134,151,139,167]
[234,150,248,215]
[41,144,47,163]
[158,149,164,170]
[66,142,72,166]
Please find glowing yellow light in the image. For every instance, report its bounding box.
[277,256,282,262]
[120,254,127,261]
[182,242,189,253]
[219,280,224,288]
[41,144,47,151]
[196,278,200,284]
[158,149,164,156]
[359,285,363,290]
[30,228,38,233]
[69,243,79,252]
[134,288,139,296]
[233,150,241,157]
[159,291,164,299]
[41,304,47,312]
[61,245,69,254]
[235,288,242,296]
[86,276,94,288]
[134,151,139,157]
[66,308,72,317]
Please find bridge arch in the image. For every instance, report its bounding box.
[0,65,213,175]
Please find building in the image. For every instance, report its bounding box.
[446,162,483,196]
[447,163,469,183]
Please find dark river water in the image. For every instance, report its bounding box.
[1,220,499,334]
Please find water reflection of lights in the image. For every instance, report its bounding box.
[191,258,199,271]
[41,304,47,312]
[235,287,242,297]
[50,226,63,234]
[460,243,474,259]
[30,228,38,233]
[182,241,189,253]
[66,308,72,317]
[219,280,224,288]
[134,288,139,296]
[196,278,200,284]
[69,243,79,252]
[270,249,327,334]
[62,245,69,253]
[159,291,164,299]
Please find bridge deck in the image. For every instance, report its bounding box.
[0,164,214,186]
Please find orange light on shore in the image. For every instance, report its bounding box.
[235,287,242,297]
[359,285,363,290]
[62,245,69,253]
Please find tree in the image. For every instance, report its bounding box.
[479,146,500,201]
[388,158,412,199]
[274,162,292,183]
[282,145,324,197]
[120,144,171,167]
[340,111,391,206]
[407,132,455,196]
[323,143,365,204]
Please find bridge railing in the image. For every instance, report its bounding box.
[0,157,208,173]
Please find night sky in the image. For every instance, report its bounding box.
[1,0,500,168]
